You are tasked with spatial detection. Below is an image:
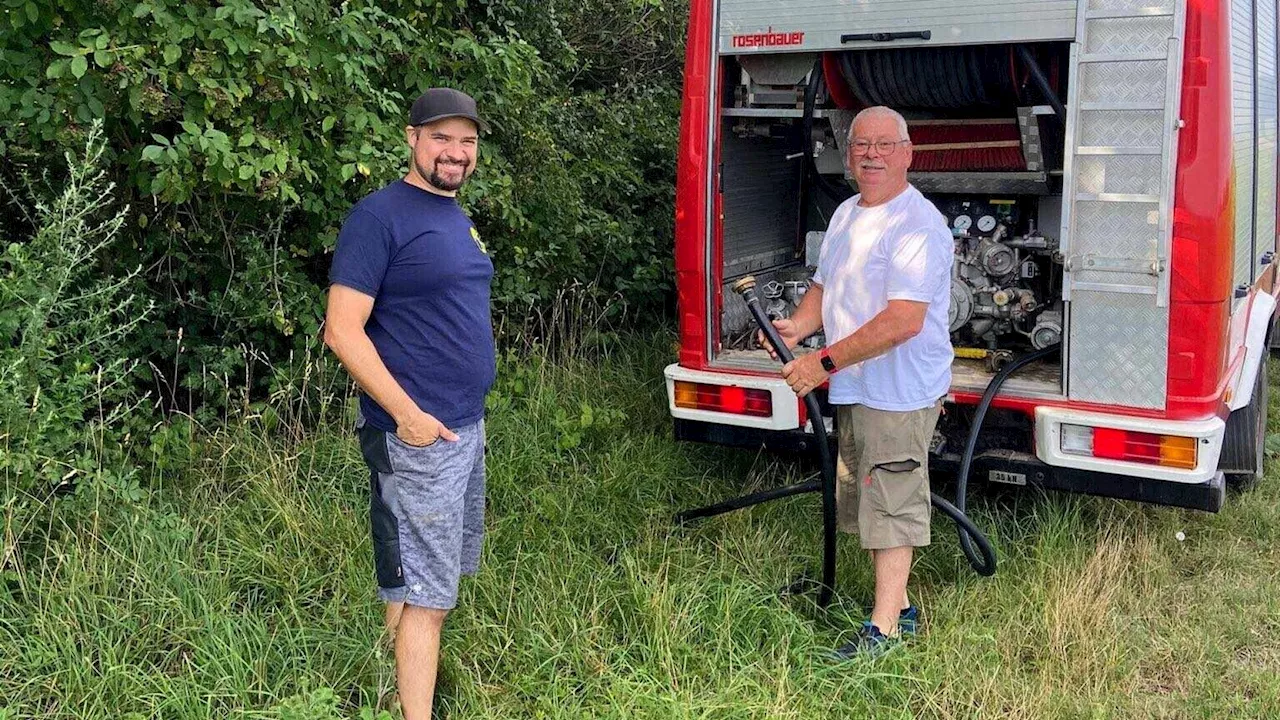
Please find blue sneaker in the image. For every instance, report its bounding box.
[899,605,919,636]
[832,621,899,660]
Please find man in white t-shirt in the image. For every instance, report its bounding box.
[766,106,953,658]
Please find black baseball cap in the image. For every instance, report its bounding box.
[408,88,488,133]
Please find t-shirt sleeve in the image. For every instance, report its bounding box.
[329,208,393,298]
[885,225,951,303]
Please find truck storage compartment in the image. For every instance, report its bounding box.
[712,42,1071,399]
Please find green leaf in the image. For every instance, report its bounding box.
[141,145,164,161]
[163,45,181,65]
[238,164,255,180]
[237,132,255,147]
[94,49,113,68]
[50,40,79,56]
[24,2,36,22]
[321,116,335,133]
[70,55,88,79]
[45,59,67,79]
[1266,433,1280,458]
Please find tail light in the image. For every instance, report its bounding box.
[1061,424,1198,470]
[673,380,773,418]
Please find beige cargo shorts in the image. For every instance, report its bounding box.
[834,402,942,550]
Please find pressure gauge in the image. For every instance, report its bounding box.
[977,214,997,233]
[953,215,973,232]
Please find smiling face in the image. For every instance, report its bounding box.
[405,116,478,196]
[848,111,912,203]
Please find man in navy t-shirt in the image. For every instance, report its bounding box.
[324,87,494,720]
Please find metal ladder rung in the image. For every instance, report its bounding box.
[1080,101,1165,111]
[1068,282,1158,296]
[1076,146,1164,155]
[1078,52,1169,63]
[1084,8,1175,19]
[1076,192,1161,204]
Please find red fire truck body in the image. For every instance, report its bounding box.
[665,0,1280,510]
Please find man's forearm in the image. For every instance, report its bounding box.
[326,328,419,425]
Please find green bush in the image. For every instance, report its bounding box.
[0,0,684,414]
[0,122,152,514]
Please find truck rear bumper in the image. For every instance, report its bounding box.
[673,418,1226,512]
[667,363,1226,486]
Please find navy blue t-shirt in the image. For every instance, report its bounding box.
[329,180,495,431]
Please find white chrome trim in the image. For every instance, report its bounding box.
[664,363,801,431]
[1035,407,1225,483]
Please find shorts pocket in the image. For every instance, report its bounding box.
[867,457,923,517]
[387,429,443,451]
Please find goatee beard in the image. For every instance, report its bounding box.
[417,158,468,192]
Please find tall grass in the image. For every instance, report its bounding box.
[3,335,1280,719]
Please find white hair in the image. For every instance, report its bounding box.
[848,106,910,143]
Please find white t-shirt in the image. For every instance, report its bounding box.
[812,185,953,411]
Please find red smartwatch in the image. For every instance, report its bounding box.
[818,347,837,373]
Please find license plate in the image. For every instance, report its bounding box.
[989,470,1027,486]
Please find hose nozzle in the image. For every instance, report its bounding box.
[731,276,757,296]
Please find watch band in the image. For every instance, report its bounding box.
[819,348,837,373]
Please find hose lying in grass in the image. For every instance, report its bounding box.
[681,276,1062,605]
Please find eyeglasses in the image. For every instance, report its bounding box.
[850,139,910,156]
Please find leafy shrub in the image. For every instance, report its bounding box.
[0,0,685,415]
[0,122,152,509]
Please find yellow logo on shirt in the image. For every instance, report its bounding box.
[470,226,487,255]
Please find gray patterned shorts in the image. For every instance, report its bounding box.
[357,416,486,610]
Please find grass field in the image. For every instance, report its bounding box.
[4,334,1280,719]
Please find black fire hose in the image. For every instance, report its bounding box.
[677,277,1059,604]
[1015,45,1066,123]
[795,58,850,261]
[736,276,996,579]
[795,59,822,258]
[739,276,839,607]
[946,342,1060,574]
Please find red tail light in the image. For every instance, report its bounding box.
[674,381,773,418]
[1064,424,1197,470]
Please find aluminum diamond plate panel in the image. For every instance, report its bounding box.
[1080,61,1167,104]
[1079,110,1164,147]
[1076,156,1163,195]
[1088,0,1172,11]
[1068,291,1169,408]
[1085,17,1174,55]
[1074,200,1161,264]
[1061,0,1183,410]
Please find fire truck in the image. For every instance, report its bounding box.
[665,0,1280,511]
